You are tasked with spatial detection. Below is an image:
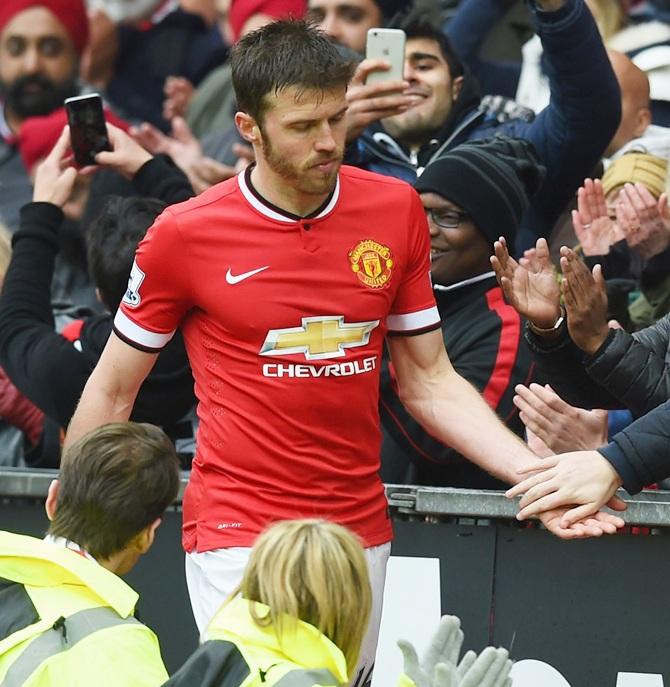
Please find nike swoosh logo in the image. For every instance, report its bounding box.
[225,265,270,284]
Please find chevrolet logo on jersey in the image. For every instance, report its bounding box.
[260,316,380,361]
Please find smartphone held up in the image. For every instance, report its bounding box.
[64,93,112,167]
[365,28,406,85]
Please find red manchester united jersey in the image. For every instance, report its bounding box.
[115,165,439,552]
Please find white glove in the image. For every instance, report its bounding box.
[459,647,512,687]
[397,615,464,687]
[397,615,512,687]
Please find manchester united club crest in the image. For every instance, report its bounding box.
[349,239,393,289]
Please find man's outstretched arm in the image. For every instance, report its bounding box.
[64,332,158,455]
[388,329,533,484]
[387,328,625,537]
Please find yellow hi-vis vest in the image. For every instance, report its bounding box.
[165,597,423,687]
[0,531,168,687]
[165,596,350,686]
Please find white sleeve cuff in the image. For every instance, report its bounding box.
[113,310,175,351]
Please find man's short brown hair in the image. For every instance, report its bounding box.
[49,423,179,559]
[231,19,355,125]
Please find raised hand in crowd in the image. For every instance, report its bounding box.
[514,383,609,454]
[79,8,118,89]
[33,123,155,206]
[345,58,414,143]
[94,123,154,179]
[131,116,236,193]
[163,76,196,121]
[616,182,670,260]
[571,178,623,256]
[32,127,82,208]
[490,237,562,330]
[398,615,513,687]
[559,247,609,355]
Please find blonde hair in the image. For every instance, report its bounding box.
[0,223,11,284]
[237,519,372,674]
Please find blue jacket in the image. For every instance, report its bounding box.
[350,0,621,251]
[600,398,670,495]
[445,0,521,98]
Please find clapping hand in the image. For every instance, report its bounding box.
[571,178,623,256]
[490,237,561,329]
[398,616,513,687]
[131,117,236,193]
[514,383,609,454]
[616,182,670,260]
[559,247,609,355]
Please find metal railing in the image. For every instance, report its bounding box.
[3,468,670,527]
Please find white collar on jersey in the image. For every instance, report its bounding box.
[237,167,340,223]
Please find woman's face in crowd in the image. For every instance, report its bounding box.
[422,192,491,286]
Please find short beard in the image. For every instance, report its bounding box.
[260,130,342,197]
[0,72,78,121]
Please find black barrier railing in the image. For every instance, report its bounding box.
[3,468,670,527]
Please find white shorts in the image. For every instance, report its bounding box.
[185,541,390,687]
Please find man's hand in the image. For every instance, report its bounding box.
[538,506,625,538]
[163,76,195,121]
[79,8,118,88]
[95,123,153,179]
[345,58,413,143]
[514,383,609,453]
[559,247,610,355]
[506,451,625,527]
[131,117,236,192]
[617,182,670,260]
[572,178,622,256]
[33,126,79,207]
[490,237,561,328]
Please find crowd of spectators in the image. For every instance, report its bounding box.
[1,0,670,683]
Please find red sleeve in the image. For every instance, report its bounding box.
[113,208,193,352]
[387,187,439,335]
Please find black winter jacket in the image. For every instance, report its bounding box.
[0,157,196,465]
[525,313,670,419]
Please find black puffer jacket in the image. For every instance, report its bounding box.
[526,313,670,419]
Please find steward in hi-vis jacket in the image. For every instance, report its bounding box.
[0,531,168,687]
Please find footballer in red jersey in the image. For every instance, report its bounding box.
[114,163,439,553]
[64,19,624,687]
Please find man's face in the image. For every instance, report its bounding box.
[0,7,78,122]
[306,0,382,54]
[605,89,650,156]
[256,86,348,197]
[383,38,462,147]
[422,192,491,286]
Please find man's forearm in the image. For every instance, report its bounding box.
[64,373,135,454]
[401,369,535,484]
